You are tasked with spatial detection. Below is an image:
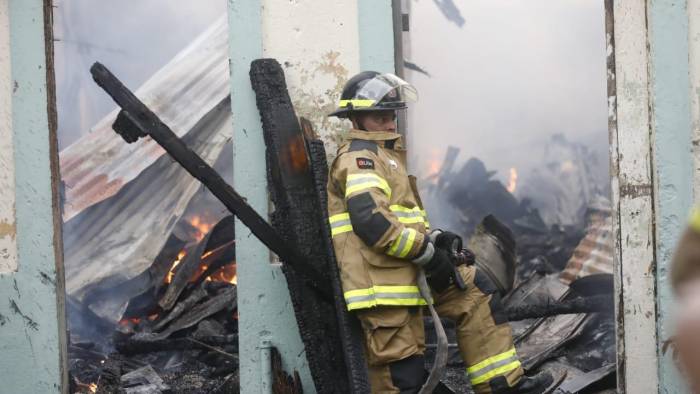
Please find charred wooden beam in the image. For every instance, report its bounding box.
[116,334,237,356]
[159,233,212,311]
[90,62,330,300]
[271,347,303,394]
[152,285,208,332]
[138,286,237,341]
[505,295,612,321]
[250,58,369,393]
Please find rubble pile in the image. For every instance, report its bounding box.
[422,149,615,393]
[67,216,239,394]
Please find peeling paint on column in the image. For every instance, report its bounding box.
[261,0,361,162]
[0,0,17,274]
[285,51,351,155]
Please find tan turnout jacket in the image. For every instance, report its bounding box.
[327,129,431,311]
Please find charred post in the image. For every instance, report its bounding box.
[250,59,369,393]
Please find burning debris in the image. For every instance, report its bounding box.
[421,147,615,392]
[58,17,613,389]
[68,214,239,393]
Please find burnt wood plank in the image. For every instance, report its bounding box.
[152,285,208,332]
[116,335,238,356]
[134,286,237,342]
[89,62,330,300]
[250,58,369,393]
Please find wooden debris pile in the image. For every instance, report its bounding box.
[68,216,239,394]
[421,149,616,393]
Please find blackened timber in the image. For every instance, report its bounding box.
[140,286,237,341]
[307,134,371,390]
[271,347,303,394]
[89,62,330,300]
[152,285,208,332]
[116,335,237,356]
[505,295,611,321]
[159,231,213,310]
[250,58,369,393]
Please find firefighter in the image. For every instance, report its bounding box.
[671,208,700,390]
[327,71,553,393]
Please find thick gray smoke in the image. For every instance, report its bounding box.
[54,0,225,150]
[407,0,609,227]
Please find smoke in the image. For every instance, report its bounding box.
[53,0,226,150]
[406,0,608,183]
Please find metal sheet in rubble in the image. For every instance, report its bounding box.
[63,99,232,312]
[505,273,569,339]
[59,17,230,222]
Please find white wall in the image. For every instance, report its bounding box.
[0,0,17,274]
[261,0,361,155]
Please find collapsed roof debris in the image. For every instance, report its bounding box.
[433,0,466,28]
[60,17,232,318]
[421,147,615,392]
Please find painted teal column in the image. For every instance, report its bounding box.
[647,0,694,392]
[0,1,68,393]
[358,0,396,73]
[227,1,314,392]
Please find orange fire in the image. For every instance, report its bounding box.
[190,216,213,242]
[165,250,187,284]
[506,167,518,194]
[428,159,440,176]
[207,264,237,285]
[89,383,97,393]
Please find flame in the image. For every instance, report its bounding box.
[89,383,97,393]
[190,216,213,242]
[428,160,440,176]
[506,167,518,194]
[119,317,141,326]
[165,250,187,284]
[206,263,237,285]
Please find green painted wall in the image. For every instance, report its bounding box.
[228,1,396,392]
[0,0,67,392]
[358,0,395,74]
[648,0,694,392]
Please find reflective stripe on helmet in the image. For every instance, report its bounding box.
[329,213,353,236]
[345,173,392,198]
[387,227,418,258]
[339,99,376,108]
[344,285,428,310]
[466,348,522,386]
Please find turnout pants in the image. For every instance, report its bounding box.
[356,265,524,394]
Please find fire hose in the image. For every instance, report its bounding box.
[417,270,448,394]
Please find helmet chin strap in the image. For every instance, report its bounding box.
[350,114,367,131]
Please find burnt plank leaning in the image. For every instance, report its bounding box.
[89,62,330,300]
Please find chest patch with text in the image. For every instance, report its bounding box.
[356,157,375,170]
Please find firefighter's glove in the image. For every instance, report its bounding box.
[429,229,463,254]
[412,242,463,293]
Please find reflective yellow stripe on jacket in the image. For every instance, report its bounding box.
[345,173,391,198]
[344,285,428,310]
[387,228,418,258]
[389,205,425,224]
[330,206,429,238]
[467,348,522,386]
[329,213,353,236]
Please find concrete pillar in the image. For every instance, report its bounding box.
[647,0,694,392]
[0,0,68,392]
[608,1,659,391]
[227,1,396,392]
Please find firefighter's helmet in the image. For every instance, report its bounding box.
[329,71,418,118]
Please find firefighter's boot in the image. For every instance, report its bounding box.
[507,371,554,394]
